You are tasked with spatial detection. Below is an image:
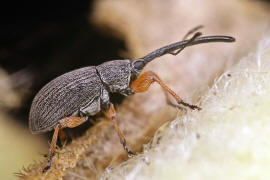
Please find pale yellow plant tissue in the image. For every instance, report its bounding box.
[100,37,270,180]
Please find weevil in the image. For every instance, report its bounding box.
[29,29,235,172]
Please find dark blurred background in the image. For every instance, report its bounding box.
[0,0,125,126]
[0,2,126,178]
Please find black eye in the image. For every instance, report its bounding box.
[133,60,145,70]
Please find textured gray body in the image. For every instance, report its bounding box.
[29,60,133,133]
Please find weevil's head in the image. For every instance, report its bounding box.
[130,59,146,77]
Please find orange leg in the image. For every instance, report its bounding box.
[43,116,87,173]
[130,71,201,110]
[59,129,67,144]
[164,91,184,110]
[106,103,134,156]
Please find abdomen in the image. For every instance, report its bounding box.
[29,66,103,133]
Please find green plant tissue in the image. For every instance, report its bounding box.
[100,38,270,180]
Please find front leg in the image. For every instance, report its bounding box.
[130,71,201,110]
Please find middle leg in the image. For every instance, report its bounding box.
[106,103,135,156]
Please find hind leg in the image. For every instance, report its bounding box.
[43,116,87,173]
